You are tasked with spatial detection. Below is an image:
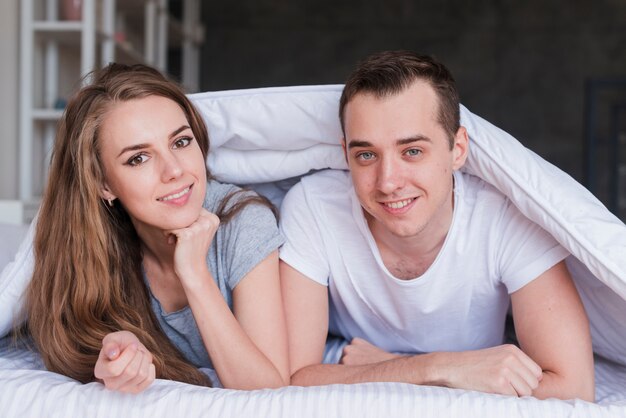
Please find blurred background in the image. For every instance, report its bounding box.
[1,0,625,223]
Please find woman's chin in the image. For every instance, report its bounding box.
[165,211,203,231]
[129,204,205,236]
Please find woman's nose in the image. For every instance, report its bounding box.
[161,153,183,182]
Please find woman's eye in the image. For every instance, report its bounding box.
[127,154,148,166]
[357,152,375,161]
[405,148,421,157]
[173,137,192,149]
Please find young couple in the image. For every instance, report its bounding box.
[25,51,594,401]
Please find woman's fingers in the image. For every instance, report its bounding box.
[95,343,137,380]
[117,349,156,394]
[102,344,141,389]
[97,346,156,393]
[94,331,156,394]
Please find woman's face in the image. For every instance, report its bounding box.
[99,95,207,233]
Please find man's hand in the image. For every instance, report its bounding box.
[341,339,543,397]
[94,331,156,394]
[436,344,543,397]
[340,338,401,366]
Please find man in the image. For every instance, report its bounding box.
[279,51,594,401]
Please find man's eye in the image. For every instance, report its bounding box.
[357,152,375,161]
[405,148,421,157]
[127,154,148,166]
[173,137,192,149]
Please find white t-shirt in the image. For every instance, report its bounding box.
[279,169,569,354]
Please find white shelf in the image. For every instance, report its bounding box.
[33,20,83,31]
[0,199,40,225]
[19,0,204,201]
[32,108,64,121]
[32,21,83,45]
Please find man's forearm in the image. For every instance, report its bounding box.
[533,371,595,402]
[291,353,440,386]
[292,344,556,399]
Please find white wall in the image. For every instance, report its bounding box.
[0,0,19,199]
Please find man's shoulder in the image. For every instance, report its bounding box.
[281,170,353,221]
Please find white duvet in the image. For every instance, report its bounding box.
[1,85,625,417]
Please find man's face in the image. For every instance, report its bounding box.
[343,80,468,241]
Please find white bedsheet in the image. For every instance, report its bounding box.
[1,337,625,418]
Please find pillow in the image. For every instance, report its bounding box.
[0,223,29,271]
[0,222,33,335]
[190,85,348,184]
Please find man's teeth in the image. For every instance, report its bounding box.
[384,198,413,209]
[160,187,190,201]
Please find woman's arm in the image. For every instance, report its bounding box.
[168,209,288,389]
[183,251,289,389]
[231,251,290,385]
[280,260,329,379]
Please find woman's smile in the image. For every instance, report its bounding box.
[157,184,194,205]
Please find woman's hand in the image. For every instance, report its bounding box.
[94,331,156,394]
[166,209,220,286]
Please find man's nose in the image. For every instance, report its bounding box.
[376,156,403,194]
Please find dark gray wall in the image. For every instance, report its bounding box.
[200,0,626,207]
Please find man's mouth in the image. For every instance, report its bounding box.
[381,198,415,209]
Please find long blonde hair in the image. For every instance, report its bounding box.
[25,64,222,385]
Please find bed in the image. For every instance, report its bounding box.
[1,85,626,417]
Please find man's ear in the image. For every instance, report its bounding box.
[451,126,469,170]
[341,138,348,164]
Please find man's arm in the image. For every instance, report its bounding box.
[281,260,423,386]
[511,260,595,401]
[282,261,543,395]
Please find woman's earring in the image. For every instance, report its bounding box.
[107,198,114,207]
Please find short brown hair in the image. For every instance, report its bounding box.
[339,51,460,148]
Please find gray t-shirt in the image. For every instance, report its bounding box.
[145,179,283,374]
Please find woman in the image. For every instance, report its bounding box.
[24,63,289,393]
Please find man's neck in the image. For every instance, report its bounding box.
[367,187,455,280]
[370,223,449,280]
